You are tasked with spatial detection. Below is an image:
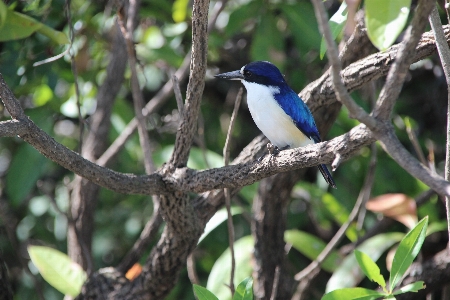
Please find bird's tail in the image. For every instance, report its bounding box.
[318,164,336,189]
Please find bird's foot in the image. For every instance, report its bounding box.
[257,144,289,162]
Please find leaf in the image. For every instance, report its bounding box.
[320,1,348,59]
[389,216,428,292]
[193,285,219,300]
[0,10,43,41]
[285,230,341,272]
[233,277,253,300]
[365,0,411,51]
[326,233,404,292]
[392,281,425,295]
[322,287,386,300]
[250,14,285,66]
[280,2,321,51]
[28,246,87,296]
[198,207,242,244]
[0,1,7,28]
[366,193,417,229]
[6,108,52,205]
[172,0,189,23]
[354,250,386,291]
[37,23,69,44]
[33,84,54,106]
[225,1,262,37]
[206,236,254,300]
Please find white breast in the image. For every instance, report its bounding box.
[242,81,311,149]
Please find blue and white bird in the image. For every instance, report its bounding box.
[215,61,336,188]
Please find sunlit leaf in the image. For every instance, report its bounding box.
[285,230,341,273]
[193,285,219,300]
[233,277,253,300]
[322,287,386,300]
[365,0,411,50]
[172,0,189,23]
[207,236,254,300]
[326,233,403,292]
[354,250,386,291]
[392,281,425,295]
[0,1,7,28]
[389,217,428,292]
[28,246,87,296]
[33,84,54,106]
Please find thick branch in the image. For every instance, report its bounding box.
[169,0,209,167]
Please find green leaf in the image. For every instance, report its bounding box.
[172,0,189,23]
[365,0,411,51]
[37,23,69,44]
[354,250,386,291]
[198,207,242,244]
[326,233,404,292]
[285,230,341,272]
[320,1,348,59]
[233,277,253,300]
[193,285,219,300]
[225,1,262,37]
[322,287,386,300]
[0,10,43,41]
[207,236,254,300]
[280,2,321,51]
[28,246,87,296]
[250,14,285,66]
[33,84,54,106]
[389,216,428,292]
[0,1,7,28]
[392,281,425,295]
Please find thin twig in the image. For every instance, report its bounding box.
[311,0,376,129]
[187,253,200,285]
[406,121,427,166]
[429,4,450,252]
[270,265,281,300]
[65,0,84,153]
[118,0,155,174]
[222,88,243,296]
[294,143,377,282]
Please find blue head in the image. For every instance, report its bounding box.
[215,61,287,87]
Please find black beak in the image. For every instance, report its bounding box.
[214,70,244,80]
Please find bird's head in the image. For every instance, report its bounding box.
[215,61,286,87]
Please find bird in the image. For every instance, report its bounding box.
[215,61,336,189]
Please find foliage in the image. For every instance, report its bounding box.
[194,277,253,300]
[0,0,448,299]
[322,217,428,300]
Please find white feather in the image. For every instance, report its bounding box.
[242,81,311,148]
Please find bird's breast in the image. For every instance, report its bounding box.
[242,81,311,148]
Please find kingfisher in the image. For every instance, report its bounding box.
[215,61,336,188]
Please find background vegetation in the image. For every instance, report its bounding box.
[0,0,449,299]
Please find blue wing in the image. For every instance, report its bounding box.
[274,86,321,142]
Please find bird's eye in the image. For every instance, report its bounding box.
[244,70,252,77]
